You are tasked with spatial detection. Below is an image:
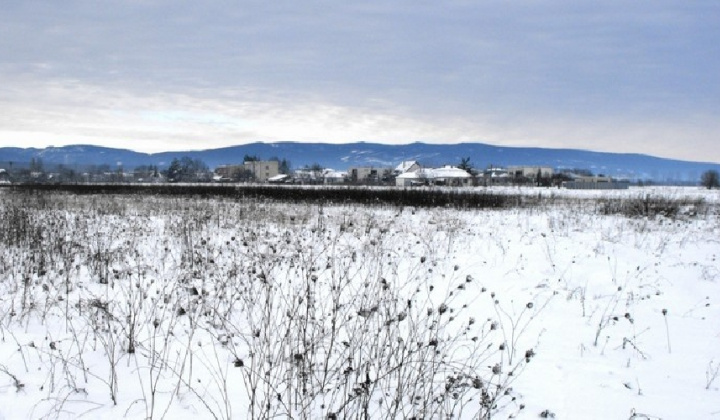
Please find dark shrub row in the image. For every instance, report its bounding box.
[5,184,710,217]
[6,183,528,209]
[597,195,706,218]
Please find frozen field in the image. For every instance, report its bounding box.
[0,187,718,419]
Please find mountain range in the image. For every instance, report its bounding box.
[1,142,719,183]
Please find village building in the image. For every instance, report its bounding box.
[430,166,473,186]
[214,165,242,181]
[267,174,289,183]
[478,167,512,186]
[322,169,348,185]
[348,166,392,184]
[562,176,630,190]
[215,160,279,182]
[243,160,279,182]
[292,168,324,184]
[394,160,421,174]
[507,166,554,179]
[395,168,431,187]
[396,166,472,187]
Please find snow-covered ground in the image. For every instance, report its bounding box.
[0,187,718,419]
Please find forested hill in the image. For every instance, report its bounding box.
[1,142,719,182]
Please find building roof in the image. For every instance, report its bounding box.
[396,166,471,179]
[268,174,289,182]
[395,160,419,173]
[430,166,472,179]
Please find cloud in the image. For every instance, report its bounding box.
[2,77,718,164]
[0,1,718,162]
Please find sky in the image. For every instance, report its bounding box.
[1,1,719,163]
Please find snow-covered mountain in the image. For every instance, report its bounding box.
[1,142,719,182]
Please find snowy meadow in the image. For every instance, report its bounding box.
[0,186,718,419]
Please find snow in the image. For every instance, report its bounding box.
[0,186,718,419]
[396,166,471,180]
[395,161,419,173]
[429,166,472,178]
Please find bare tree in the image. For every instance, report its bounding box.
[700,170,719,189]
[458,157,473,174]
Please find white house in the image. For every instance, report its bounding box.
[396,169,429,187]
[323,169,348,184]
[395,160,421,174]
[430,166,473,186]
[395,166,472,187]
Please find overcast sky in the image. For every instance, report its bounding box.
[1,1,718,162]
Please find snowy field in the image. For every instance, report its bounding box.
[0,187,718,419]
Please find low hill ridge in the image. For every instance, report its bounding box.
[1,142,718,182]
